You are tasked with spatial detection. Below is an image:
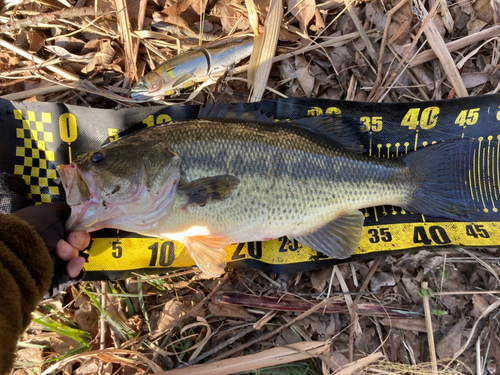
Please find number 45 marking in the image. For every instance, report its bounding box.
[455,108,479,127]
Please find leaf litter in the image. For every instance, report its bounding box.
[1,0,500,373]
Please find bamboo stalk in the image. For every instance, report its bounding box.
[422,282,438,375]
[154,341,329,375]
[115,0,137,88]
[0,80,82,101]
[346,0,378,63]
[414,0,467,97]
[0,38,80,82]
[0,6,102,34]
[409,24,500,67]
[248,0,283,102]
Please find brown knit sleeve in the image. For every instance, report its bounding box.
[0,214,53,375]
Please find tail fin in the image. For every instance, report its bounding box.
[402,138,481,221]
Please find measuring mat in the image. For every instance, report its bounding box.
[0,96,499,280]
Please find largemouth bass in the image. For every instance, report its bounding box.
[57,104,478,277]
[130,37,254,101]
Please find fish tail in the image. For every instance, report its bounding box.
[402,138,480,221]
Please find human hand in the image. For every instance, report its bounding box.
[12,202,90,296]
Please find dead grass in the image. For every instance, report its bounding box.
[2,0,500,373]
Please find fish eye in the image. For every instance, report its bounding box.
[91,152,105,164]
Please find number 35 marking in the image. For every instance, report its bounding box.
[367,228,392,243]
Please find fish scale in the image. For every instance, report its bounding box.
[155,119,409,241]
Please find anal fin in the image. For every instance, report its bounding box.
[291,210,365,259]
[185,235,230,278]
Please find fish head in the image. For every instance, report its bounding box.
[57,138,182,232]
[130,71,164,101]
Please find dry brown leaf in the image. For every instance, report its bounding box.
[311,267,332,292]
[162,14,197,33]
[208,302,254,320]
[295,55,314,97]
[74,360,100,375]
[80,39,101,55]
[329,46,354,72]
[462,73,490,88]
[470,294,490,317]
[436,318,466,359]
[0,50,19,67]
[388,0,413,44]
[379,317,433,332]
[288,0,315,34]
[161,0,203,24]
[218,4,249,33]
[278,58,296,80]
[313,8,325,31]
[469,19,488,34]
[74,300,99,332]
[321,351,349,372]
[155,300,183,332]
[81,40,115,74]
[440,0,454,33]
[365,3,386,31]
[126,0,143,29]
[54,36,86,54]
[27,30,45,54]
[49,336,79,355]
[432,13,446,38]
[370,272,396,292]
[474,0,495,23]
[45,46,96,63]
[401,272,422,303]
[15,348,43,374]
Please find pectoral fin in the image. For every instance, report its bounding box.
[291,210,365,259]
[179,175,240,206]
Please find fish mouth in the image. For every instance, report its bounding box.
[57,164,103,232]
[58,163,181,233]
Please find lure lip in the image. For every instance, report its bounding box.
[130,81,152,100]
[130,90,151,101]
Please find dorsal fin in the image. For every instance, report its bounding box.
[286,115,365,153]
[199,102,274,123]
[199,103,363,153]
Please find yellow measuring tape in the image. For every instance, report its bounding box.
[84,221,499,276]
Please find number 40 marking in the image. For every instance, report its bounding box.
[401,107,440,130]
